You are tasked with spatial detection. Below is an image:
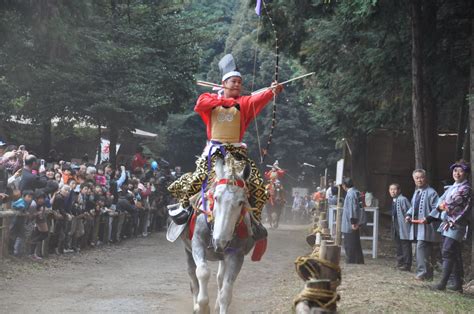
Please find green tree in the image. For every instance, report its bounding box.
[262,0,471,187]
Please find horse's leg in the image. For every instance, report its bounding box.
[192,225,211,314]
[215,260,226,313]
[186,249,199,312]
[194,258,211,314]
[218,253,244,314]
[275,205,281,228]
[272,207,276,229]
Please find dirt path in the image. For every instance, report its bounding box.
[1,223,473,313]
[0,224,308,313]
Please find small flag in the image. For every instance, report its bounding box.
[255,0,262,16]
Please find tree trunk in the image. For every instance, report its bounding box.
[40,120,52,157]
[423,89,437,185]
[97,122,102,165]
[350,134,368,191]
[411,0,425,169]
[468,17,474,281]
[462,122,470,162]
[456,102,469,160]
[422,1,439,185]
[109,123,118,169]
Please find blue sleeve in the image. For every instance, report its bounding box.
[429,190,439,212]
[401,198,411,215]
[406,195,413,216]
[116,170,126,191]
[436,188,448,208]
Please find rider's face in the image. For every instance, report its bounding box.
[223,77,242,98]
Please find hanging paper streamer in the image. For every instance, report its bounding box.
[255,0,262,16]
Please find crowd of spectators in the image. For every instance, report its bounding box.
[0,142,178,261]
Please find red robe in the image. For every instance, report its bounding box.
[194,89,275,142]
[131,153,146,170]
[265,169,285,181]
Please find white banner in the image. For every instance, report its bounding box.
[95,138,120,164]
[335,159,344,186]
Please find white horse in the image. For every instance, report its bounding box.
[180,154,255,314]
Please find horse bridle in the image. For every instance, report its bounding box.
[205,178,249,251]
[208,178,248,221]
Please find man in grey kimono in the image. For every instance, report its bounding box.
[405,169,441,281]
[341,177,367,264]
[389,183,412,271]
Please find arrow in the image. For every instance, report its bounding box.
[196,71,315,96]
[251,72,315,95]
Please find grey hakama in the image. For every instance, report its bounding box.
[391,194,412,270]
[342,187,367,264]
[406,186,440,279]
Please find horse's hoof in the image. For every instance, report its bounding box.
[194,305,210,314]
[193,308,207,314]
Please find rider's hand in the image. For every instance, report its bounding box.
[271,81,283,95]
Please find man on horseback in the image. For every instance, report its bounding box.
[265,160,286,183]
[167,54,283,239]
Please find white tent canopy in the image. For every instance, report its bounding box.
[9,115,157,138]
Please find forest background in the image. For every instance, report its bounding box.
[0,0,471,190]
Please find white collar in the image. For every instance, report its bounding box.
[453,180,467,187]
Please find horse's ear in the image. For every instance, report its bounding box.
[215,157,224,180]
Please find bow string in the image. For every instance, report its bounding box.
[252,0,279,165]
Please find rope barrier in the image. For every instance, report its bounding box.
[293,286,340,310]
[294,254,341,283]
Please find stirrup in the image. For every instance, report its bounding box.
[168,204,191,225]
[167,203,180,211]
[251,220,268,241]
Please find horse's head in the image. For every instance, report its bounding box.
[211,154,250,252]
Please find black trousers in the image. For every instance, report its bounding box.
[343,229,364,264]
[442,237,463,284]
[30,228,48,255]
[394,229,412,268]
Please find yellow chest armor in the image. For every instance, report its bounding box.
[211,106,241,143]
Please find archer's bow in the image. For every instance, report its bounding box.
[259,0,279,165]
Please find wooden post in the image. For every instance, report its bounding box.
[335,185,342,246]
[149,209,156,233]
[0,216,9,259]
[104,215,111,244]
[320,241,341,290]
[0,211,15,259]
[319,212,326,221]
[41,215,54,258]
[93,215,101,244]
